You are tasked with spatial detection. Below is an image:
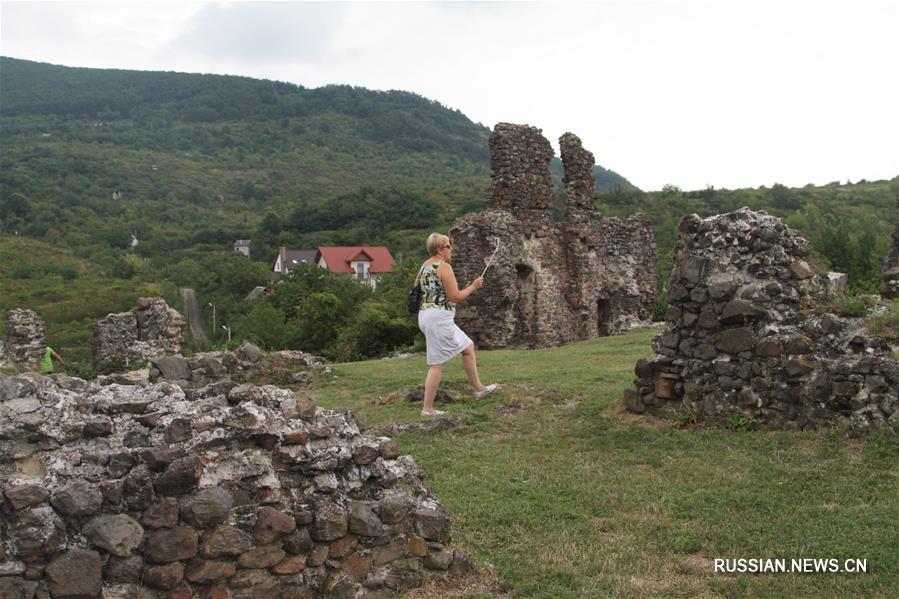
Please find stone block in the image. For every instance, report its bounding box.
[45,548,102,599]
[181,486,233,528]
[82,514,144,557]
[154,455,203,496]
[654,379,676,400]
[238,545,285,569]
[254,506,296,545]
[4,483,49,510]
[143,562,185,590]
[717,328,755,354]
[141,497,179,528]
[146,527,199,563]
[153,355,190,381]
[50,479,102,517]
[184,559,236,584]
[347,501,385,537]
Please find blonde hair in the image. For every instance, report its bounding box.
[426,232,450,257]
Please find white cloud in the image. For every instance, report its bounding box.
[1,0,896,190]
[168,2,345,65]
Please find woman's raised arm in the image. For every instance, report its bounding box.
[438,263,482,303]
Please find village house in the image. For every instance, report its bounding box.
[272,245,394,288]
[233,239,251,257]
[272,247,318,280]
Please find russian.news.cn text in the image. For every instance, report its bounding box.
[714,558,867,574]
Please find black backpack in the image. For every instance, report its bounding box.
[407,281,423,314]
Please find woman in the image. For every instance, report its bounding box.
[417,232,498,416]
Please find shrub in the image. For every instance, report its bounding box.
[335,303,418,361]
[726,414,756,431]
[111,254,144,278]
[653,290,668,322]
[836,295,868,317]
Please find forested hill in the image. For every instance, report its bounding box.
[2,57,635,189]
[0,57,634,263]
[0,56,490,160]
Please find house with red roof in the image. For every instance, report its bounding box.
[272,246,318,281]
[315,246,394,289]
[271,245,394,288]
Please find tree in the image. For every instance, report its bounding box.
[237,302,287,350]
[0,193,31,219]
[771,183,802,210]
[290,292,345,355]
[816,223,853,273]
[168,258,207,288]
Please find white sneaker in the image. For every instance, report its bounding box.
[421,409,446,417]
[474,384,499,399]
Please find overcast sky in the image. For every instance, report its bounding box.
[2,0,897,191]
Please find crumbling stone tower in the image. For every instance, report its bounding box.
[3,309,46,369]
[451,123,657,348]
[881,196,899,299]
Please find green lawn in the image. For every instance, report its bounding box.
[311,328,899,598]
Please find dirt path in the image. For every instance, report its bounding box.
[179,287,209,345]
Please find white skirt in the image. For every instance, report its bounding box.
[418,308,473,365]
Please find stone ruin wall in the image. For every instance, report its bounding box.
[3,299,186,374]
[3,310,47,371]
[625,208,899,435]
[92,298,186,368]
[0,373,469,598]
[2,306,468,597]
[90,298,320,389]
[6,302,316,392]
[882,196,899,299]
[451,123,657,348]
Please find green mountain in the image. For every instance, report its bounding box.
[0,57,496,261]
[0,57,639,264]
[0,56,491,160]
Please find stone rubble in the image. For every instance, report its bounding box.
[625,208,898,434]
[145,341,325,389]
[0,372,470,597]
[3,309,46,370]
[451,124,658,349]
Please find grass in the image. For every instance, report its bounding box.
[310,328,899,598]
[866,299,899,344]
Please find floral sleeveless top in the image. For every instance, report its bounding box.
[419,261,455,311]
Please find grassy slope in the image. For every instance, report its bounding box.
[311,328,898,598]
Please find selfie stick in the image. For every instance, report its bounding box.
[481,238,500,277]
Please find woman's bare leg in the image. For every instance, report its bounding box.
[423,364,444,412]
[461,343,486,392]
